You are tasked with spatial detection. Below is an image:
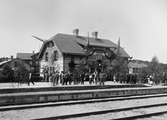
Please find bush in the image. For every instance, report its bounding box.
[1,64,14,82]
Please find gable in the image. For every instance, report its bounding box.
[39,40,63,61]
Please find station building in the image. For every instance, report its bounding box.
[128,60,148,75]
[38,29,130,77]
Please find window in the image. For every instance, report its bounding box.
[95,53,103,60]
[45,52,48,61]
[14,61,17,67]
[133,68,136,73]
[54,51,58,61]
[29,61,32,65]
[71,56,74,61]
[48,42,54,48]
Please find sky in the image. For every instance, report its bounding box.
[0,0,167,63]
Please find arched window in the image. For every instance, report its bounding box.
[54,51,58,61]
[45,52,48,61]
[48,41,54,48]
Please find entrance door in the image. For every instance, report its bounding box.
[96,59,103,72]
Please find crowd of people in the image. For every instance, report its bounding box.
[15,70,167,86]
[43,71,107,86]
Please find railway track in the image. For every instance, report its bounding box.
[38,103,167,120]
[1,93,167,120]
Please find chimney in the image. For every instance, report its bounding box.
[32,50,35,54]
[92,31,98,39]
[11,55,13,60]
[73,29,79,37]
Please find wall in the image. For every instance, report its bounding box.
[39,42,63,76]
[63,53,112,73]
[63,54,84,72]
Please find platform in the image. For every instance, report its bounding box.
[0,82,166,106]
[0,81,147,94]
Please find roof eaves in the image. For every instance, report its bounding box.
[38,40,50,59]
[63,52,86,56]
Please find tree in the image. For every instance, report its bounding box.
[140,66,150,83]
[13,60,30,83]
[150,56,159,72]
[2,64,14,82]
[112,57,129,82]
[148,56,162,84]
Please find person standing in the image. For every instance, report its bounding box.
[28,71,35,86]
[55,71,59,85]
[80,72,85,85]
[60,71,64,85]
[51,72,56,86]
[85,73,89,84]
[99,72,105,86]
[113,74,116,83]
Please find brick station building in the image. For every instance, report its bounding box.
[38,29,129,78]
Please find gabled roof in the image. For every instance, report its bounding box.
[16,53,33,60]
[39,33,130,58]
[31,52,39,59]
[128,59,148,68]
[50,33,117,48]
[50,34,86,55]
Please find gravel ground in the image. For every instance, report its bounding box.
[68,106,167,120]
[136,113,167,120]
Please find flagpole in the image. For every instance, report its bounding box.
[117,37,120,57]
[87,32,90,47]
[32,35,45,43]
